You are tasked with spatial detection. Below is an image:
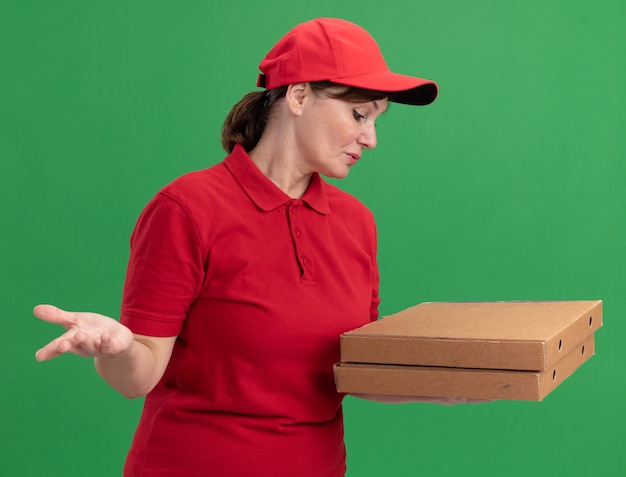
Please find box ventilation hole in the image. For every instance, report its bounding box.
[558,339,562,350]
[552,369,557,380]
[581,345,585,356]
[589,316,593,327]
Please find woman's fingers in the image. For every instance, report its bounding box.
[34,305,79,361]
[33,304,77,329]
[99,333,120,356]
[36,332,100,360]
[35,335,74,361]
[34,306,134,360]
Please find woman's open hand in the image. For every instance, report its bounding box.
[34,304,134,361]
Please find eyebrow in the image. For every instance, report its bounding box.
[372,100,389,115]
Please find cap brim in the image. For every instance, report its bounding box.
[388,82,438,106]
[330,71,438,106]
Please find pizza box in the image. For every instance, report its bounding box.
[340,300,602,371]
[335,334,595,401]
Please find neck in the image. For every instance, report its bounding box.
[249,131,312,200]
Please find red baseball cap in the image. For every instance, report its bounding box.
[257,18,438,106]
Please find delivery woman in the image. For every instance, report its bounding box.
[34,18,440,476]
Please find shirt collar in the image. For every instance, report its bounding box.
[224,144,330,214]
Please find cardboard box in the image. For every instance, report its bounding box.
[335,334,595,401]
[340,300,602,371]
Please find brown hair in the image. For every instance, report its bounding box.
[221,81,388,153]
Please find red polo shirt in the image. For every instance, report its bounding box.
[120,145,380,476]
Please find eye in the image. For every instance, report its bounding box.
[352,109,366,121]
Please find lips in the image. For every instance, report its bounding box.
[346,152,361,165]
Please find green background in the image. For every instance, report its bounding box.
[2,0,624,475]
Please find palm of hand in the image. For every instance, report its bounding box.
[34,304,134,361]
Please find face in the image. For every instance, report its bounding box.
[292,85,388,179]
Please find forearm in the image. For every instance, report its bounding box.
[349,393,488,405]
[95,335,174,399]
[33,305,176,398]
[350,393,446,404]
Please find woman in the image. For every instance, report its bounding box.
[34,18,440,476]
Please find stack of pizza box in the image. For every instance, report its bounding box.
[335,300,602,401]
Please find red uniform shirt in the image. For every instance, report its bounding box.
[120,145,380,476]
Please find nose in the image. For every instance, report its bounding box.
[358,122,377,149]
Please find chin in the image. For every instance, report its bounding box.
[324,167,351,180]
[324,172,349,180]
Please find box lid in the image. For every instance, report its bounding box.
[340,300,602,370]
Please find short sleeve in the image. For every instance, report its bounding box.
[120,192,205,336]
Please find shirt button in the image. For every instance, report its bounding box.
[301,256,308,265]
[294,229,301,238]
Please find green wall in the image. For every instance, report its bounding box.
[2,1,624,475]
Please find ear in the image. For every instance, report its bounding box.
[285,83,309,116]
